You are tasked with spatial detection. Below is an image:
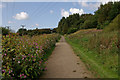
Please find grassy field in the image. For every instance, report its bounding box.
[65,29,118,78]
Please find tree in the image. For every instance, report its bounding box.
[104,14,120,32]
[81,15,98,29]
[0,27,10,35]
[57,13,92,34]
[17,28,27,36]
[95,1,120,29]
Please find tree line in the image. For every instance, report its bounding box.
[0,27,57,36]
[57,1,120,34]
[1,1,120,36]
[17,28,57,36]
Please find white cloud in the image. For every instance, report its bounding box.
[78,1,101,11]
[81,2,88,7]
[13,12,29,20]
[78,0,120,10]
[61,8,85,18]
[70,8,84,15]
[35,24,39,26]
[50,10,53,14]
[61,9,69,18]
[78,0,88,6]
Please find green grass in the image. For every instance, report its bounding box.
[65,29,118,78]
[66,38,118,78]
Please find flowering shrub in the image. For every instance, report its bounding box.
[2,33,60,79]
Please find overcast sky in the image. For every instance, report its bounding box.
[0,0,119,32]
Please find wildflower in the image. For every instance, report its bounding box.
[36,51,37,53]
[39,61,42,63]
[45,61,47,64]
[36,46,38,48]
[18,61,20,63]
[45,67,47,70]
[33,59,35,61]
[20,74,22,78]
[36,43,38,45]
[40,46,42,50]
[2,70,5,73]
[4,53,7,56]
[24,75,27,78]
[22,57,24,60]
[13,58,15,60]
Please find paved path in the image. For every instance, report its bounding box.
[40,36,94,78]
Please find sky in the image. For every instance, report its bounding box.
[0,0,119,32]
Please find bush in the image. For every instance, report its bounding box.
[2,33,60,79]
[67,28,78,34]
[0,27,10,36]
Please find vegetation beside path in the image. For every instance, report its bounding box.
[2,33,60,79]
[65,29,118,78]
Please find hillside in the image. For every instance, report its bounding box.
[104,14,120,32]
[66,29,118,78]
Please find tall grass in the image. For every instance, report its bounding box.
[66,29,118,78]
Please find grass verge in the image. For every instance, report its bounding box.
[66,37,118,78]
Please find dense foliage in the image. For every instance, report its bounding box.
[95,2,120,29]
[0,27,10,36]
[17,28,57,36]
[57,1,120,34]
[57,14,92,34]
[104,14,120,32]
[66,29,118,77]
[2,33,60,79]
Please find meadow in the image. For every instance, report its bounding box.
[66,29,118,78]
[2,33,60,79]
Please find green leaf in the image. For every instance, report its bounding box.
[25,69,29,76]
